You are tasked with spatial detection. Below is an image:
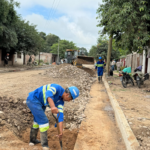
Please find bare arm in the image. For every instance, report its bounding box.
[47,97,58,114]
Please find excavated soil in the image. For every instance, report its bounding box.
[75,58,94,65]
[80,68,96,77]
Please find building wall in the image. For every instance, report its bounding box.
[142,50,146,74]
[13,52,24,65]
[126,54,132,67]
[35,53,52,64]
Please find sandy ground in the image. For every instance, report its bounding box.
[74,81,126,150]
[106,73,150,143]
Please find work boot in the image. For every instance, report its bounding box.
[29,128,41,146]
[98,77,100,82]
[40,131,49,150]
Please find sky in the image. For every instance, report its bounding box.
[15,0,103,51]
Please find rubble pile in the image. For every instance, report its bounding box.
[135,128,150,150]
[44,64,97,130]
[44,65,94,78]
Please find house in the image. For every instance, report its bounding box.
[0,50,59,66]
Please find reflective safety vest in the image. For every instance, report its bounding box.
[42,84,57,106]
[95,61,105,70]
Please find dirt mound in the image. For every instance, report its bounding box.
[80,68,96,77]
[0,96,33,137]
[75,58,94,64]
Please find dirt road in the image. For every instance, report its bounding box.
[74,82,126,150]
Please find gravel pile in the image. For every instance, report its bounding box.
[44,64,96,130]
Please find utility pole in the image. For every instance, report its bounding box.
[58,39,59,63]
[106,35,113,76]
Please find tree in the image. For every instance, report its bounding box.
[97,0,150,52]
[46,34,59,48]
[39,32,46,40]
[0,0,19,50]
[89,36,120,61]
[88,45,98,60]
[51,40,77,58]
[78,47,88,56]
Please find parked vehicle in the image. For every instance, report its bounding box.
[132,71,149,88]
[121,72,134,88]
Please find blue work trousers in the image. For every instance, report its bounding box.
[26,96,49,126]
[97,69,104,77]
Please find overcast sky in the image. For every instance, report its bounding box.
[16,0,103,51]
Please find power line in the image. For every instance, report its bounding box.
[44,0,56,28]
[51,0,61,20]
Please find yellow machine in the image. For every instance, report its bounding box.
[65,49,94,68]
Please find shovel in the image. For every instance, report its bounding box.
[52,112,63,150]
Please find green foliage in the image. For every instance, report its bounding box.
[97,0,150,52]
[78,47,88,56]
[89,36,121,61]
[46,34,60,48]
[0,0,19,50]
[88,45,98,60]
[51,40,77,58]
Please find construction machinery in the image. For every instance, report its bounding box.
[65,49,94,68]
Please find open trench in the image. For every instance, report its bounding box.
[0,65,126,150]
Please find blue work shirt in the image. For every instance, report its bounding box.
[28,83,65,123]
[95,61,106,71]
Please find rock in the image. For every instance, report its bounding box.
[9,99,13,103]
[0,112,5,120]
[65,123,70,129]
[0,120,5,126]
[23,101,26,104]
[17,126,20,131]
[129,122,133,125]
[13,100,18,104]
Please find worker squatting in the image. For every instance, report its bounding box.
[26,83,79,150]
[95,57,106,82]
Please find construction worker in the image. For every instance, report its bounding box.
[95,57,106,82]
[26,83,79,150]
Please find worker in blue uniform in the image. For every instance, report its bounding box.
[95,57,106,82]
[26,83,79,150]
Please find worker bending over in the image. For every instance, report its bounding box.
[26,83,79,150]
[95,57,106,82]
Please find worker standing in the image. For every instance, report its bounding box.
[26,83,79,150]
[95,57,106,82]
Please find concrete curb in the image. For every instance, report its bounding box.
[103,75,139,150]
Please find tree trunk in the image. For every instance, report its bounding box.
[39,51,40,65]
[23,52,25,65]
[106,35,113,76]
